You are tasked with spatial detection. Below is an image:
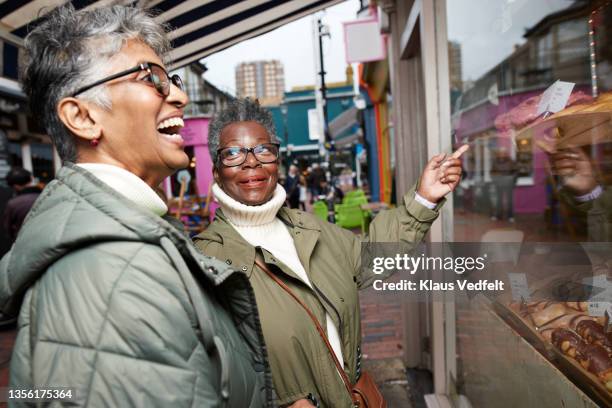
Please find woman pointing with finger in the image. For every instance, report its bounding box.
[195,98,467,407]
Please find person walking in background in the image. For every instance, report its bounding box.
[319,178,344,205]
[2,167,42,243]
[490,147,518,222]
[0,5,269,406]
[307,162,325,201]
[284,164,300,209]
[299,173,308,211]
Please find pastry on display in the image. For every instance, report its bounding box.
[552,328,587,359]
[510,300,612,393]
[552,328,612,392]
[577,344,612,392]
[576,320,612,355]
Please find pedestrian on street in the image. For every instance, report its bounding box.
[284,164,301,209]
[2,167,42,243]
[307,162,325,202]
[299,173,308,211]
[0,5,270,407]
[490,147,518,222]
[195,97,468,407]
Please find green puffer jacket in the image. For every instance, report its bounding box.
[194,187,443,407]
[0,164,272,407]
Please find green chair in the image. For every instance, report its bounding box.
[343,194,372,224]
[312,200,329,221]
[343,189,366,203]
[344,195,368,207]
[334,203,367,234]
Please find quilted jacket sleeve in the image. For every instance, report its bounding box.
[15,241,221,407]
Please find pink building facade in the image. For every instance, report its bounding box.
[164,117,217,216]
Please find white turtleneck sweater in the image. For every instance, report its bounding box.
[213,183,345,367]
[77,163,168,216]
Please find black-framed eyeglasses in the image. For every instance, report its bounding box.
[72,61,184,97]
[217,143,280,167]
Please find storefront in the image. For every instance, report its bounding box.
[0,76,56,184]
[377,0,612,406]
[359,58,395,204]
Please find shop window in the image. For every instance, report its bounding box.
[447,1,612,406]
[557,18,589,63]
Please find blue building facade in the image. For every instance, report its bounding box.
[360,89,381,202]
[267,85,355,155]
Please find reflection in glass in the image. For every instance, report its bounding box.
[447,1,612,406]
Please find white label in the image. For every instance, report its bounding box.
[588,301,610,317]
[508,273,531,302]
[536,80,575,115]
[307,109,322,141]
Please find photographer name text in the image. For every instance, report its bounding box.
[373,279,505,292]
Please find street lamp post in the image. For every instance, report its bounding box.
[317,18,331,163]
[317,18,329,140]
[280,102,291,168]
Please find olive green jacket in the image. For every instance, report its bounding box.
[193,187,443,407]
[562,185,612,241]
[0,164,272,407]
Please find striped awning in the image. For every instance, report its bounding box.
[0,0,343,79]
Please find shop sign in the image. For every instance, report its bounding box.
[343,18,386,63]
[180,118,210,147]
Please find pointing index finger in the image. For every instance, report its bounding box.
[451,144,469,159]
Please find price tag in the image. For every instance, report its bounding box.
[508,273,531,302]
[537,80,575,115]
[587,301,610,317]
[606,305,612,333]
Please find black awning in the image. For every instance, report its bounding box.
[0,0,343,78]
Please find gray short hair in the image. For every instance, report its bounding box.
[208,98,279,165]
[22,4,171,163]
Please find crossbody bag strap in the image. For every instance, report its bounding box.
[253,257,356,401]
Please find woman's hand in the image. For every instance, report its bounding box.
[287,398,314,407]
[417,144,469,203]
[550,147,597,195]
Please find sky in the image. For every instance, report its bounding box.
[200,0,361,95]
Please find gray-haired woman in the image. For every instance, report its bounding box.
[195,98,467,407]
[0,5,270,407]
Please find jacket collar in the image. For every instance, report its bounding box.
[276,207,321,232]
[198,206,322,280]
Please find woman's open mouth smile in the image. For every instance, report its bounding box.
[157,116,185,146]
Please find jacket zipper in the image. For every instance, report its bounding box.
[312,283,344,345]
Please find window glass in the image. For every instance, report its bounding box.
[447,1,612,406]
